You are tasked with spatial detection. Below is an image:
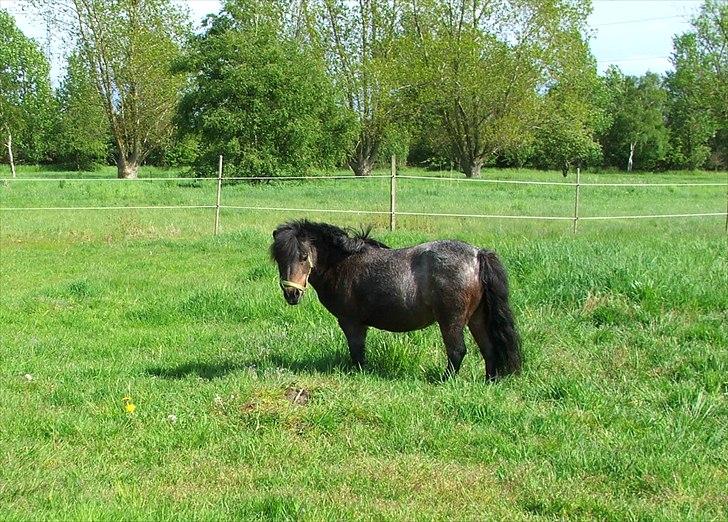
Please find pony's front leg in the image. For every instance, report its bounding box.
[338,318,368,369]
[438,322,467,380]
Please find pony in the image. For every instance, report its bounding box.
[270,220,522,380]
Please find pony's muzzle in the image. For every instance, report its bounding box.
[280,280,305,305]
[283,287,303,305]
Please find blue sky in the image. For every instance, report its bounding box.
[589,0,702,74]
[0,0,704,84]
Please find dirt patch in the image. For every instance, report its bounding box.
[581,292,604,313]
[241,401,257,413]
[284,387,310,406]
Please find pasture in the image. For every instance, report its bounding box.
[1,166,727,519]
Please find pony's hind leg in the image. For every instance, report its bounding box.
[468,308,496,381]
[338,318,368,369]
[438,322,467,380]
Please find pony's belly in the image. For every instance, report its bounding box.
[365,308,435,332]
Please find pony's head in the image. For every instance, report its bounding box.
[270,220,388,304]
[270,222,315,305]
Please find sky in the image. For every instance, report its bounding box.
[0,0,705,85]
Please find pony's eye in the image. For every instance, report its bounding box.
[300,253,308,261]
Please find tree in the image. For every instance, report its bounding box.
[54,52,110,170]
[693,0,728,169]
[666,34,716,170]
[31,0,189,178]
[532,41,610,175]
[0,9,53,176]
[176,0,356,178]
[407,107,457,170]
[399,0,592,177]
[600,69,670,172]
[313,0,403,176]
[666,0,727,170]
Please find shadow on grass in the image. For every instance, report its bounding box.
[265,350,441,382]
[147,349,428,382]
[147,360,250,380]
[266,350,355,375]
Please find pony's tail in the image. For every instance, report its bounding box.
[478,249,522,377]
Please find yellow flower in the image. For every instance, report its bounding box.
[122,396,136,413]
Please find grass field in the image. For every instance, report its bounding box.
[1,165,727,519]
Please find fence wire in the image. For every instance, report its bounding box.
[3,174,724,187]
[0,205,215,211]
[223,205,390,216]
[580,212,726,220]
[3,177,209,182]
[4,175,390,182]
[397,174,727,188]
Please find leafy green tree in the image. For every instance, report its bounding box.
[143,134,199,168]
[666,0,727,170]
[399,0,592,177]
[0,9,54,176]
[532,42,610,175]
[31,0,189,178]
[694,0,728,169]
[313,0,403,176]
[406,105,457,170]
[666,34,716,170]
[53,52,110,170]
[600,69,670,172]
[176,0,356,178]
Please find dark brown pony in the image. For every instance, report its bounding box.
[270,220,522,380]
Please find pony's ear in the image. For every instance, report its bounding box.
[272,229,278,239]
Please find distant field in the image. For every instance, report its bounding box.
[1,166,726,519]
[1,165,726,239]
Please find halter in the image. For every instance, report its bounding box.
[279,256,314,293]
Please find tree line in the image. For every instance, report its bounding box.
[1,0,725,179]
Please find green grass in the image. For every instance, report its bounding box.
[1,165,727,519]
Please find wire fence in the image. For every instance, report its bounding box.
[1,155,727,234]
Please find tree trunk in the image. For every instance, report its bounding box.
[6,130,16,178]
[348,138,376,177]
[117,155,139,179]
[460,154,483,178]
[349,155,373,177]
[627,142,635,172]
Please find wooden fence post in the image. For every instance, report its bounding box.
[390,154,397,231]
[572,167,581,234]
[214,155,223,235]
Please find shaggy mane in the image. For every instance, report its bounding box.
[348,224,390,250]
[270,220,388,264]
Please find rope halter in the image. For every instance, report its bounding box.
[279,256,314,293]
